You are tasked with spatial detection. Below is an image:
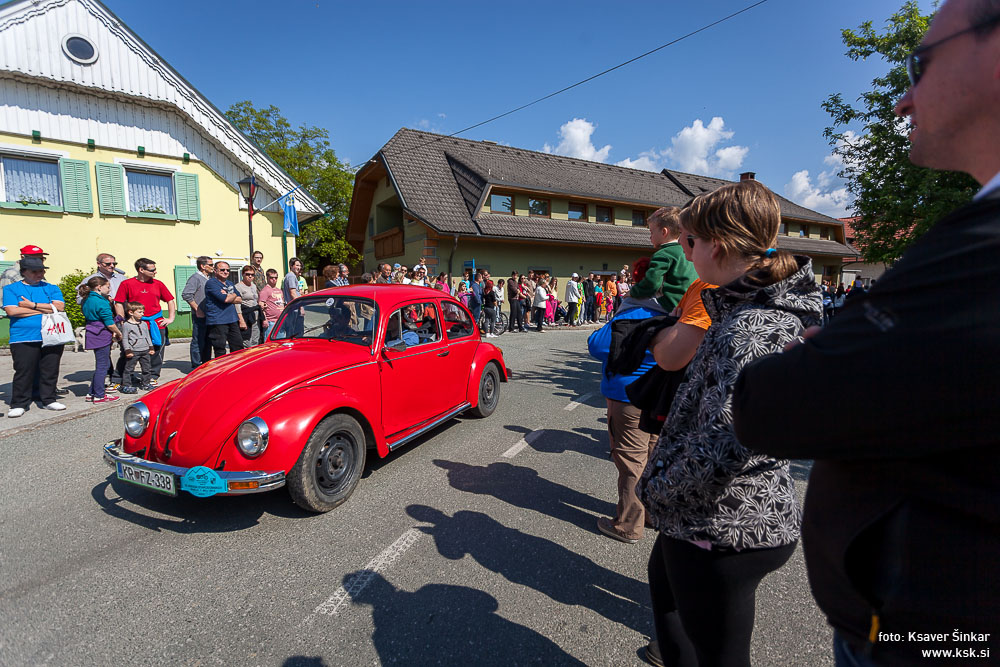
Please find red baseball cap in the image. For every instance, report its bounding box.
[19,244,47,255]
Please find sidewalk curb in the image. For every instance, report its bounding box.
[0,395,136,440]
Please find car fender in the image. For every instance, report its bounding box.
[465,344,508,407]
[211,384,387,472]
[121,378,183,454]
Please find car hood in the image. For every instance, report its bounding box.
[149,340,373,465]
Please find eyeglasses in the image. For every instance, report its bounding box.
[142,267,157,273]
[686,235,698,249]
[905,13,1000,86]
[100,262,117,267]
[217,268,230,273]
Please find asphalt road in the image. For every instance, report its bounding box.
[0,329,832,666]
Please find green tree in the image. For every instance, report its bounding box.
[823,1,978,264]
[58,269,90,329]
[225,101,357,269]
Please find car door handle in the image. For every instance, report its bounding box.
[437,350,450,357]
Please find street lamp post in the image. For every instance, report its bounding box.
[237,175,258,259]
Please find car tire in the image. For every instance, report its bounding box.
[469,363,500,418]
[288,413,367,513]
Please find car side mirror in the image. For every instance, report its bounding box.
[385,340,407,353]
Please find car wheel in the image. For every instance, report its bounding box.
[288,413,367,513]
[469,363,500,418]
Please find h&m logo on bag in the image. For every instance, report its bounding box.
[45,319,68,335]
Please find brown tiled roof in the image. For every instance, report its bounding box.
[663,169,844,225]
[477,214,650,248]
[777,236,858,257]
[375,128,848,243]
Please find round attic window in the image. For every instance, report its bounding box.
[62,34,98,64]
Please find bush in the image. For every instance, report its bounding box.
[57,269,90,329]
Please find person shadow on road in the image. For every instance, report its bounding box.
[406,504,651,634]
[346,570,584,665]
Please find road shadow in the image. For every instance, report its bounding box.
[512,348,601,400]
[362,418,465,479]
[282,658,328,667]
[433,459,614,531]
[407,505,652,634]
[92,476,313,533]
[501,425,607,460]
[345,571,585,665]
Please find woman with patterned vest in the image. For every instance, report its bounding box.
[637,180,822,667]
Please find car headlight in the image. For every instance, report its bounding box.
[124,402,150,438]
[236,417,269,458]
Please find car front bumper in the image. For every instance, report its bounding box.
[103,439,286,495]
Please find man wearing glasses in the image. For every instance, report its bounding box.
[113,258,175,388]
[331,263,350,287]
[181,255,214,369]
[203,261,244,357]
[733,2,1000,664]
[75,253,125,304]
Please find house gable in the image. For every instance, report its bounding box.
[0,0,321,215]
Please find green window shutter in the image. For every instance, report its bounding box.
[173,264,198,313]
[174,172,200,221]
[58,158,93,213]
[95,162,125,215]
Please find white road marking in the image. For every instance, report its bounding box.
[502,430,542,458]
[564,392,595,411]
[311,528,422,617]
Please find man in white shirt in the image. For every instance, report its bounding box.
[564,273,581,327]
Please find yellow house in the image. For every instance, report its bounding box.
[0,0,323,331]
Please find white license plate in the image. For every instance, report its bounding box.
[116,461,177,496]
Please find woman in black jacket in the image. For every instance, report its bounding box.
[638,180,822,667]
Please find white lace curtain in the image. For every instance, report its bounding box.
[127,170,174,215]
[2,156,61,205]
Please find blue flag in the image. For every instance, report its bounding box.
[280,192,299,236]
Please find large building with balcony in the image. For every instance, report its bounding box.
[347,128,858,287]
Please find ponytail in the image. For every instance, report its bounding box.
[78,275,109,299]
[745,248,799,286]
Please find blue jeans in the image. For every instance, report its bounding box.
[190,315,209,368]
[90,345,111,399]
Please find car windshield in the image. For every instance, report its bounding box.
[271,296,377,346]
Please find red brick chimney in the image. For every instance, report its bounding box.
[740,172,756,181]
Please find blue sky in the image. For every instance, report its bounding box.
[105,0,933,218]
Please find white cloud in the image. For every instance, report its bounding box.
[784,131,859,218]
[543,118,612,162]
[662,117,749,177]
[613,117,749,177]
[784,170,851,218]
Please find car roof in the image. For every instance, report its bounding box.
[305,284,460,310]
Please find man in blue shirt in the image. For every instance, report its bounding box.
[203,261,244,358]
[469,271,484,323]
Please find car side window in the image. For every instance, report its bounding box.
[387,302,440,348]
[442,301,474,339]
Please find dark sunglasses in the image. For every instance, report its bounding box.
[100,261,117,267]
[905,13,1000,86]
[686,234,698,249]
[217,268,230,273]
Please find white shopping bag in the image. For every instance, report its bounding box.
[41,311,75,347]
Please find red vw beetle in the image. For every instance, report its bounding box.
[102,285,509,512]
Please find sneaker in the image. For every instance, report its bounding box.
[55,387,70,397]
[107,383,121,393]
[644,641,664,667]
[92,395,120,404]
[140,384,154,391]
[485,333,496,338]
[42,402,66,411]
[7,407,25,418]
[147,379,158,387]
[119,386,138,394]
[597,517,639,544]
[85,394,94,402]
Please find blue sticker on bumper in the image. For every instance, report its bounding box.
[179,466,228,497]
